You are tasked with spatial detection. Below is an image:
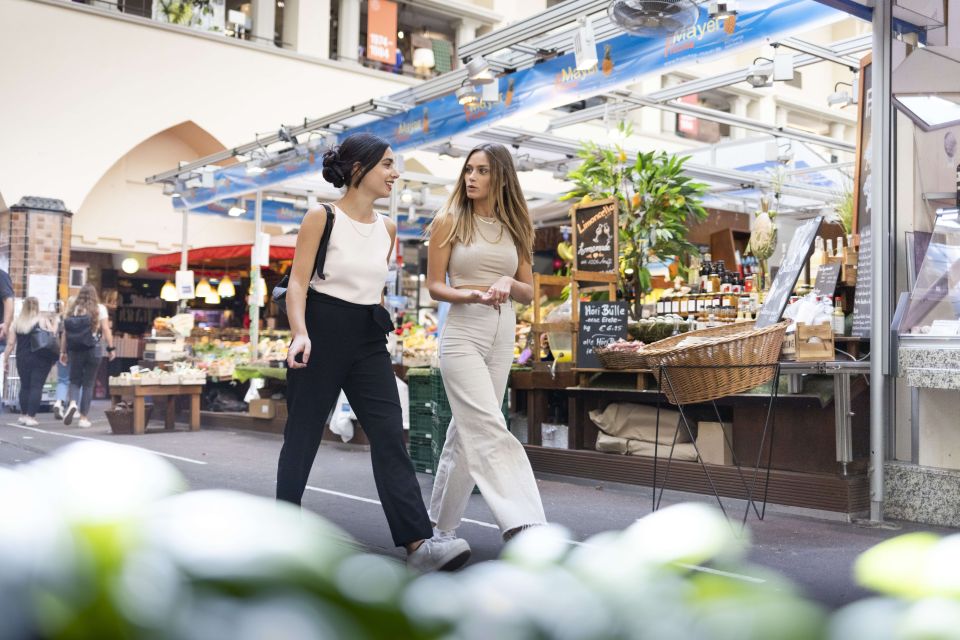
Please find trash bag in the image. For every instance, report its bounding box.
[203,387,248,413]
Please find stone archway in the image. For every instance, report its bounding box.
[73,121,258,255]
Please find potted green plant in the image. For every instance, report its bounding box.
[562,124,708,319]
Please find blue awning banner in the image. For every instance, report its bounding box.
[175,0,845,211]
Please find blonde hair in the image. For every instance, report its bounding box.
[428,143,534,261]
[13,297,40,335]
[67,284,100,334]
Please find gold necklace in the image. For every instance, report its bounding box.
[475,218,504,244]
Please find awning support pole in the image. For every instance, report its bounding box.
[870,0,893,522]
[250,191,263,361]
[179,207,189,313]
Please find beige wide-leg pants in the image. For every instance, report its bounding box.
[429,301,547,534]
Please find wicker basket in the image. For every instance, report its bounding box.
[105,404,154,435]
[595,347,648,370]
[640,321,790,405]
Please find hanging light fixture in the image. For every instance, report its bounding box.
[465,55,495,84]
[205,289,221,304]
[218,274,236,298]
[160,280,178,302]
[195,277,212,298]
[456,81,481,107]
[121,257,140,274]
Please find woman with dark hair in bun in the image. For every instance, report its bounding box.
[276,132,471,573]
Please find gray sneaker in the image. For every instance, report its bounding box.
[407,536,471,573]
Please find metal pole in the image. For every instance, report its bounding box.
[250,191,262,361]
[870,0,893,522]
[179,207,189,312]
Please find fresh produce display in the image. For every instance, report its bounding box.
[603,339,647,352]
[395,322,438,367]
[109,363,206,387]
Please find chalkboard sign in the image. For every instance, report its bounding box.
[851,227,872,337]
[813,263,842,298]
[577,301,629,369]
[755,216,824,328]
[850,54,872,338]
[572,198,618,273]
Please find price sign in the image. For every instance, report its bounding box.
[577,301,629,369]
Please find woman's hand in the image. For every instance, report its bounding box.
[108,350,116,362]
[59,352,68,366]
[287,333,311,369]
[483,276,514,310]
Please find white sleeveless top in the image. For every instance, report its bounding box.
[309,206,392,305]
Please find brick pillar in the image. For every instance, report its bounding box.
[0,197,72,309]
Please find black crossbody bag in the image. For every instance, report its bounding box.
[272,203,335,315]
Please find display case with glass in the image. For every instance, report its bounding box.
[899,210,960,341]
[897,210,960,390]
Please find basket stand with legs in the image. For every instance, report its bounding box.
[651,362,782,528]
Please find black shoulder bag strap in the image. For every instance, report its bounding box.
[313,203,335,280]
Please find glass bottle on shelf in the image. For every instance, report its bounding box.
[709,262,722,293]
[832,297,846,336]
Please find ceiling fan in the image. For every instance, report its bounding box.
[607,0,701,38]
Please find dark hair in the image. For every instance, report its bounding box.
[321,133,391,189]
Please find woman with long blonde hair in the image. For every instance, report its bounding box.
[426,142,546,542]
[3,297,59,426]
[60,284,115,427]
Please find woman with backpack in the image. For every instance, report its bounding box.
[60,284,115,428]
[3,297,60,426]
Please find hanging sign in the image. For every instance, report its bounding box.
[173,0,846,210]
[255,232,271,267]
[366,0,397,65]
[571,198,618,273]
[175,270,195,300]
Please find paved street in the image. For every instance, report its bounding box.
[1,402,953,611]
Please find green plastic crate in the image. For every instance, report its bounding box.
[412,460,434,474]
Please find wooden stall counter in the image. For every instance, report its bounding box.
[110,384,204,434]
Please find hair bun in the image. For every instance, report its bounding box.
[322,148,346,188]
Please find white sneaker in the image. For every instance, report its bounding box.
[17,416,28,425]
[433,527,457,541]
[22,417,38,427]
[53,401,64,421]
[407,536,471,573]
[77,418,92,429]
[63,402,78,426]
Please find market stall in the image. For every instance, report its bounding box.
[140,0,924,515]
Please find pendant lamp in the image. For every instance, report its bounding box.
[195,277,212,298]
[218,274,236,298]
[160,280,178,302]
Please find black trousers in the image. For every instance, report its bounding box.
[276,292,433,547]
[16,346,55,416]
[68,348,101,416]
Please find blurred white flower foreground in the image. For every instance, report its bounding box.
[5,441,956,640]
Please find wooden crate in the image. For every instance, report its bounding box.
[795,322,835,362]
